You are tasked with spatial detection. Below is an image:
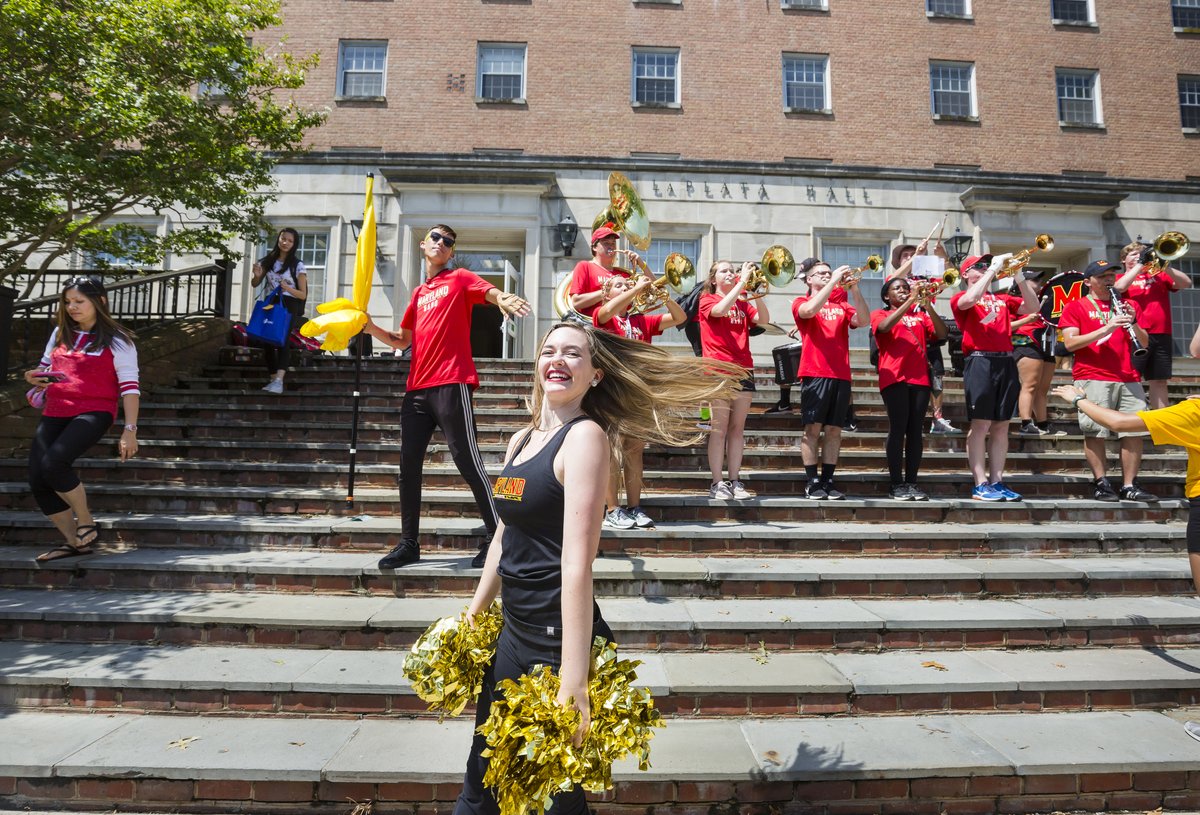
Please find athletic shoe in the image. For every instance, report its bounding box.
[889,484,913,501]
[1184,721,1200,743]
[602,507,636,529]
[1039,422,1068,437]
[470,543,490,569]
[729,480,755,500]
[1093,477,1119,502]
[842,420,858,433]
[824,482,846,501]
[262,379,284,394]
[805,481,828,500]
[930,417,957,434]
[1119,484,1160,503]
[971,484,1005,502]
[696,422,712,431]
[626,506,655,528]
[379,539,420,569]
[990,481,1023,501]
[763,403,793,415]
[708,481,734,500]
[1018,421,1044,436]
[907,484,930,501]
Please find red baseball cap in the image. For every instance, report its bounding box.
[961,254,993,271]
[590,225,620,245]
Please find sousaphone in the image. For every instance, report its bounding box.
[592,171,651,251]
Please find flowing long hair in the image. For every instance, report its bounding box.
[54,277,134,351]
[257,227,302,283]
[527,323,745,451]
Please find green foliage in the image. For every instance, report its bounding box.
[0,0,326,291]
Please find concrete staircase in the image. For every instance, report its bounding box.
[2,355,1199,814]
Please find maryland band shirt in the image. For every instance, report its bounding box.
[1057,296,1142,383]
[699,293,756,369]
[792,295,855,380]
[951,292,1023,355]
[568,261,631,319]
[400,268,494,391]
[870,309,935,389]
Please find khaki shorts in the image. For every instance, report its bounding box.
[1075,379,1149,439]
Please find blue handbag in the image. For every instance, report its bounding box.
[246,286,292,348]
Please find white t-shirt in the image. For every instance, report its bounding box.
[263,259,306,301]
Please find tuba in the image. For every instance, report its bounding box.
[592,171,651,251]
[630,253,696,314]
[998,234,1054,279]
[743,245,796,301]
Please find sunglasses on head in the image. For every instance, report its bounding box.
[427,231,455,248]
[64,276,103,293]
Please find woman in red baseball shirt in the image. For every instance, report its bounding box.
[24,277,139,562]
[699,260,767,500]
[1009,276,1057,436]
[871,278,947,501]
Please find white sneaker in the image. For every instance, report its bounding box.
[262,379,284,394]
[708,481,734,500]
[729,480,754,499]
[602,507,635,530]
[1185,721,1200,743]
[930,417,957,434]
[626,506,655,528]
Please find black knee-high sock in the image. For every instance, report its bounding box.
[805,464,818,482]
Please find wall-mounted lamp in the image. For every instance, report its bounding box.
[350,219,388,263]
[946,227,973,268]
[555,214,578,256]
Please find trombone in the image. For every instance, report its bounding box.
[840,254,884,287]
[742,245,797,301]
[998,234,1054,278]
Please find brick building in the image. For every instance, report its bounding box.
[222,1,1199,356]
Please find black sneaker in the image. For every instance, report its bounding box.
[1093,478,1119,502]
[907,484,929,501]
[805,480,828,500]
[889,484,912,501]
[824,482,846,501]
[470,543,490,569]
[764,402,793,415]
[1018,421,1044,436]
[1119,484,1159,503]
[379,540,420,569]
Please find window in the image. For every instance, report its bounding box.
[632,48,680,106]
[927,0,969,16]
[930,61,976,118]
[1182,76,1200,129]
[477,43,526,101]
[782,54,829,112]
[1051,0,1092,22]
[258,229,329,310]
[782,0,827,8]
[1172,0,1200,28]
[641,237,700,347]
[820,241,889,350]
[337,41,387,98]
[1056,69,1101,125]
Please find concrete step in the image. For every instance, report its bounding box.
[2,641,1200,717]
[0,543,1192,599]
[1,709,1198,813]
[3,587,1200,652]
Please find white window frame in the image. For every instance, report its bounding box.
[1056,68,1103,127]
[631,47,681,107]
[640,234,701,348]
[929,60,977,120]
[782,53,831,113]
[476,42,527,103]
[1050,0,1095,25]
[255,227,330,312]
[1181,75,1200,131]
[1174,0,1200,31]
[337,41,387,99]
[926,0,971,18]
[782,0,828,9]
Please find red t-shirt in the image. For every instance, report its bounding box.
[1012,313,1048,341]
[569,261,631,319]
[951,292,1023,354]
[1058,296,1142,383]
[699,292,757,369]
[870,308,934,389]
[399,267,494,391]
[792,295,855,380]
[1123,270,1176,334]
[592,310,664,343]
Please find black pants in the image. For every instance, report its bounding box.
[29,412,112,515]
[455,611,614,815]
[881,383,930,485]
[251,296,306,373]
[400,383,498,544]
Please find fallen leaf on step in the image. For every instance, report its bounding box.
[921,660,948,672]
[290,741,306,747]
[917,724,948,734]
[166,737,199,751]
[779,615,792,622]
[1054,663,1066,668]
[754,641,771,665]
[718,610,730,615]
[761,750,782,766]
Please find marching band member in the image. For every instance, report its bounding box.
[871,277,948,501]
[792,258,870,500]
[1010,275,1058,436]
[1113,240,1192,409]
[951,253,1040,502]
[365,224,531,569]
[567,225,636,320]
[1057,259,1158,503]
[699,260,767,500]
[592,275,687,528]
[889,241,956,434]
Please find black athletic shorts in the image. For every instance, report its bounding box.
[800,376,851,427]
[739,376,757,393]
[962,352,1020,422]
[1013,344,1054,364]
[1188,497,1200,554]
[1133,332,1174,382]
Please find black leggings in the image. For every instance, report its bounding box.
[252,296,306,373]
[29,412,112,515]
[881,383,931,485]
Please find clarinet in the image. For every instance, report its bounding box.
[1108,287,1149,359]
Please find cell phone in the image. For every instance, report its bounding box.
[37,371,69,383]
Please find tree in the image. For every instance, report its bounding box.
[0,0,326,295]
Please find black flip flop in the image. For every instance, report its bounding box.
[75,524,101,548]
[35,542,95,563]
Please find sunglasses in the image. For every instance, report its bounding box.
[427,231,456,248]
[64,276,103,293]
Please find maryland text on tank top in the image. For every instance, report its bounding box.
[492,416,600,636]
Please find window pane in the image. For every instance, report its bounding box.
[633,51,678,104]
[783,56,826,110]
[931,63,972,117]
[1173,0,1200,27]
[1051,0,1090,21]
[479,45,524,99]
[821,242,888,349]
[340,43,386,97]
[1056,71,1096,123]
[1181,77,1200,128]
[927,0,966,14]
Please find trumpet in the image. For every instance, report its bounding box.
[630,253,696,314]
[839,254,884,287]
[742,245,797,301]
[1108,286,1149,359]
[1141,230,1190,272]
[998,234,1054,278]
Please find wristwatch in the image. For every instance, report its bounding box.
[123,424,138,432]
[1071,395,1086,407]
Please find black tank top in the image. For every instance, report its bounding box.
[493,416,600,633]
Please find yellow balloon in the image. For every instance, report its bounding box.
[300,309,368,352]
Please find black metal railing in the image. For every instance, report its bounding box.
[2,261,231,381]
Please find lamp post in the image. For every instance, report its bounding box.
[555,214,578,256]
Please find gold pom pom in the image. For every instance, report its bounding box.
[402,601,503,720]
[479,637,664,815]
